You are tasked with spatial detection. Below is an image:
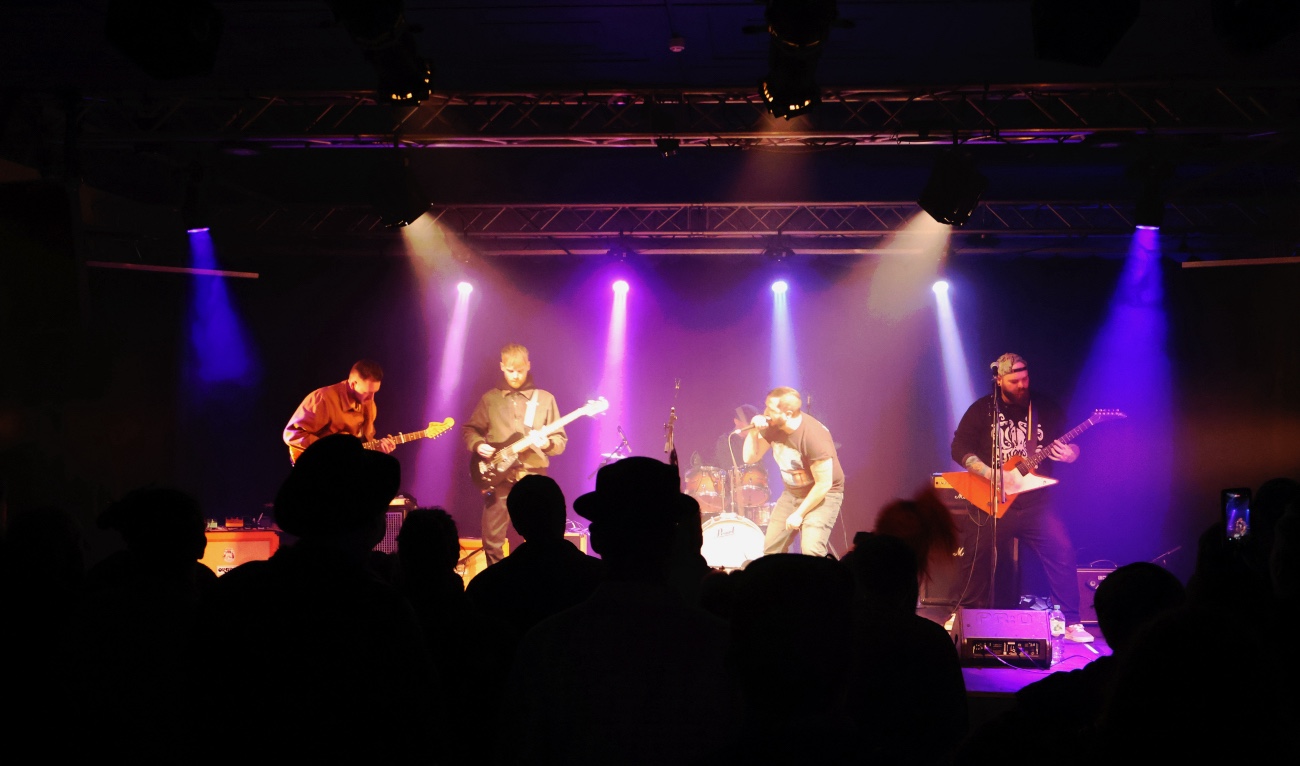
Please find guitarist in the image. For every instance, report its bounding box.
[283,360,396,464]
[463,343,566,565]
[950,353,1094,643]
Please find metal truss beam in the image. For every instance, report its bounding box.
[195,200,1295,259]
[61,82,1300,149]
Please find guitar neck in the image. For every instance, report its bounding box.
[1023,416,1096,471]
[502,407,591,455]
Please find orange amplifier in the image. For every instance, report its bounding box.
[931,472,969,511]
[201,530,280,576]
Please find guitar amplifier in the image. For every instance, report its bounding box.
[373,493,417,554]
[956,608,1051,667]
[931,472,970,512]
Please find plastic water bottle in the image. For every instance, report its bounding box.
[1048,604,1066,666]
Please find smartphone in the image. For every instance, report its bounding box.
[1221,487,1251,541]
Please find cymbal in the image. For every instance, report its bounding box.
[600,452,626,460]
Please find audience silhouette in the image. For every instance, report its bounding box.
[500,456,734,765]
[207,434,438,759]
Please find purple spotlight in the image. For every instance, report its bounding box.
[771,280,788,294]
[457,281,473,295]
[1135,224,1160,231]
[612,279,629,295]
[186,227,210,234]
[932,279,950,295]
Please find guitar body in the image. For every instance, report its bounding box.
[941,455,1059,518]
[469,438,527,491]
[467,397,611,493]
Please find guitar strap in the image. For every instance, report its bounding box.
[524,391,539,429]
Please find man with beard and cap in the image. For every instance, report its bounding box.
[463,343,567,565]
[949,352,1094,643]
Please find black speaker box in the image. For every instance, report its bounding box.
[1077,567,1114,625]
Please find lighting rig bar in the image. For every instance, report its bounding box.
[62,81,1297,148]
[236,201,1272,237]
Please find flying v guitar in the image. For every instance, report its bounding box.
[469,397,609,491]
[940,408,1126,518]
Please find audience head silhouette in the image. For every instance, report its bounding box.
[1092,561,1186,652]
[507,473,567,541]
[274,433,399,541]
[843,531,921,615]
[96,485,207,563]
[397,506,461,573]
[574,456,698,574]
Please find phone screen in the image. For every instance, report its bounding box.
[1222,488,1251,541]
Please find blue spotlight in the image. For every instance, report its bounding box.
[771,280,788,294]
[1135,224,1160,231]
[186,226,210,234]
[613,279,629,295]
[456,281,473,295]
[931,279,950,295]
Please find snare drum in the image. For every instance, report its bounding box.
[700,515,765,570]
[743,501,775,528]
[736,463,770,507]
[684,466,724,514]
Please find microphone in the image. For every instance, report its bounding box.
[989,361,999,371]
[731,423,760,436]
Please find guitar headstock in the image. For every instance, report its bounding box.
[425,417,455,438]
[582,397,611,417]
[1090,409,1128,423]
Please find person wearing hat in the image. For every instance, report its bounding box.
[950,352,1094,642]
[501,456,732,765]
[741,386,845,558]
[283,359,396,465]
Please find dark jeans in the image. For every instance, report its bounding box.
[481,487,511,565]
[949,498,1082,624]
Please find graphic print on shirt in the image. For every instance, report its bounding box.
[996,410,1044,459]
[771,442,813,489]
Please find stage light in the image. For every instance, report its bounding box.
[918,150,988,227]
[375,152,430,228]
[456,281,473,295]
[655,138,680,158]
[771,280,788,294]
[932,280,950,295]
[612,280,629,295]
[758,0,839,119]
[186,227,210,234]
[329,0,434,104]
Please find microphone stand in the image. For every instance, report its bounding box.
[588,428,630,478]
[988,373,1003,612]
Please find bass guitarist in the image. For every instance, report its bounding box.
[950,352,1094,643]
[463,343,566,565]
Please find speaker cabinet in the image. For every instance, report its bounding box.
[565,531,589,554]
[201,530,280,576]
[1077,567,1114,625]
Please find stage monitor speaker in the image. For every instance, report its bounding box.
[201,530,280,576]
[373,511,405,554]
[956,608,1051,667]
[1077,567,1114,625]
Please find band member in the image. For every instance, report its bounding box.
[743,386,844,557]
[950,352,1094,642]
[283,359,395,464]
[463,343,566,565]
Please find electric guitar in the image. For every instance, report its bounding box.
[940,409,1126,518]
[469,397,609,491]
[289,417,455,465]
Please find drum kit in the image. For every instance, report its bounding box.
[684,463,774,570]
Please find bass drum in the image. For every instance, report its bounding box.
[684,466,724,514]
[700,515,765,570]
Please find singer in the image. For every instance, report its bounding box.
[742,386,844,558]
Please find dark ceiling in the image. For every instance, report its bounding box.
[2,1,1299,260]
